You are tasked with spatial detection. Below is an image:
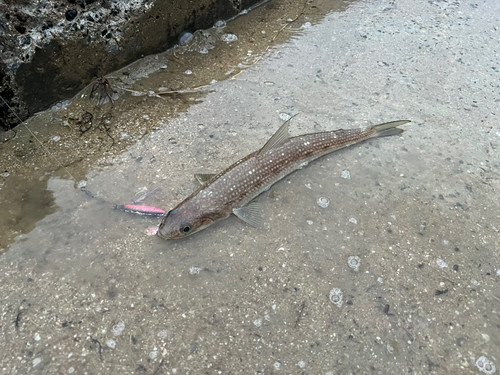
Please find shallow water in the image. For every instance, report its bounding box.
[1,0,500,373]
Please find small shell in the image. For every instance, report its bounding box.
[329,288,343,307]
[112,321,125,336]
[476,356,496,374]
[317,197,330,208]
[348,256,361,271]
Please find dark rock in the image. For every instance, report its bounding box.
[435,289,448,296]
[14,25,26,34]
[1,0,261,130]
[21,36,31,45]
[65,9,78,21]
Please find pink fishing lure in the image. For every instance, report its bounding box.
[115,204,166,217]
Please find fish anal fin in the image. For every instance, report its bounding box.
[233,201,264,228]
[257,114,298,156]
[194,173,217,185]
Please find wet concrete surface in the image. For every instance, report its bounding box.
[1,0,500,373]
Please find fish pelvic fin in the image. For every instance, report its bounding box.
[194,173,217,185]
[233,201,264,228]
[257,114,298,156]
[372,120,411,138]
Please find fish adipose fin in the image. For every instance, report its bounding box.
[257,114,298,156]
[372,120,411,137]
[233,201,264,228]
[194,173,217,185]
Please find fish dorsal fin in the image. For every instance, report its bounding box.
[257,114,297,156]
[194,173,217,185]
[233,201,264,228]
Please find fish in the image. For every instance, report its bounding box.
[157,119,410,240]
[115,204,166,217]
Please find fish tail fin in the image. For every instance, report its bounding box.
[372,120,411,138]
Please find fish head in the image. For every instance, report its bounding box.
[157,203,220,239]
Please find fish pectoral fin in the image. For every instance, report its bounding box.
[233,202,264,228]
[194,173,217,185]
[257,114,298,156]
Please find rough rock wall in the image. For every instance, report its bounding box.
[0,0,259,130]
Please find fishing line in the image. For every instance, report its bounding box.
[0,94,78,183]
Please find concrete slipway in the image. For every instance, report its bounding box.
[0,0,499,373]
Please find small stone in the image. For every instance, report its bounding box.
[221,34,238,42]
[157,330,168,339]
[106,339,116,348]
[189,267,202,275]
[279,113,291,121]
[214,20,226,28]
[179,31,193,46]
[106,44,118,53]
[436,259,448,268]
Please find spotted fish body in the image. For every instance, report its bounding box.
[158,119,410,239]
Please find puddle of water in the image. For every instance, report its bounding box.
[0,175,56,253]
[0,0,349,253]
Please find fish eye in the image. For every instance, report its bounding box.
[181,223,191,233]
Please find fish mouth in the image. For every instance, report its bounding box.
[156,230,169,240]
[156,218,173,240]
